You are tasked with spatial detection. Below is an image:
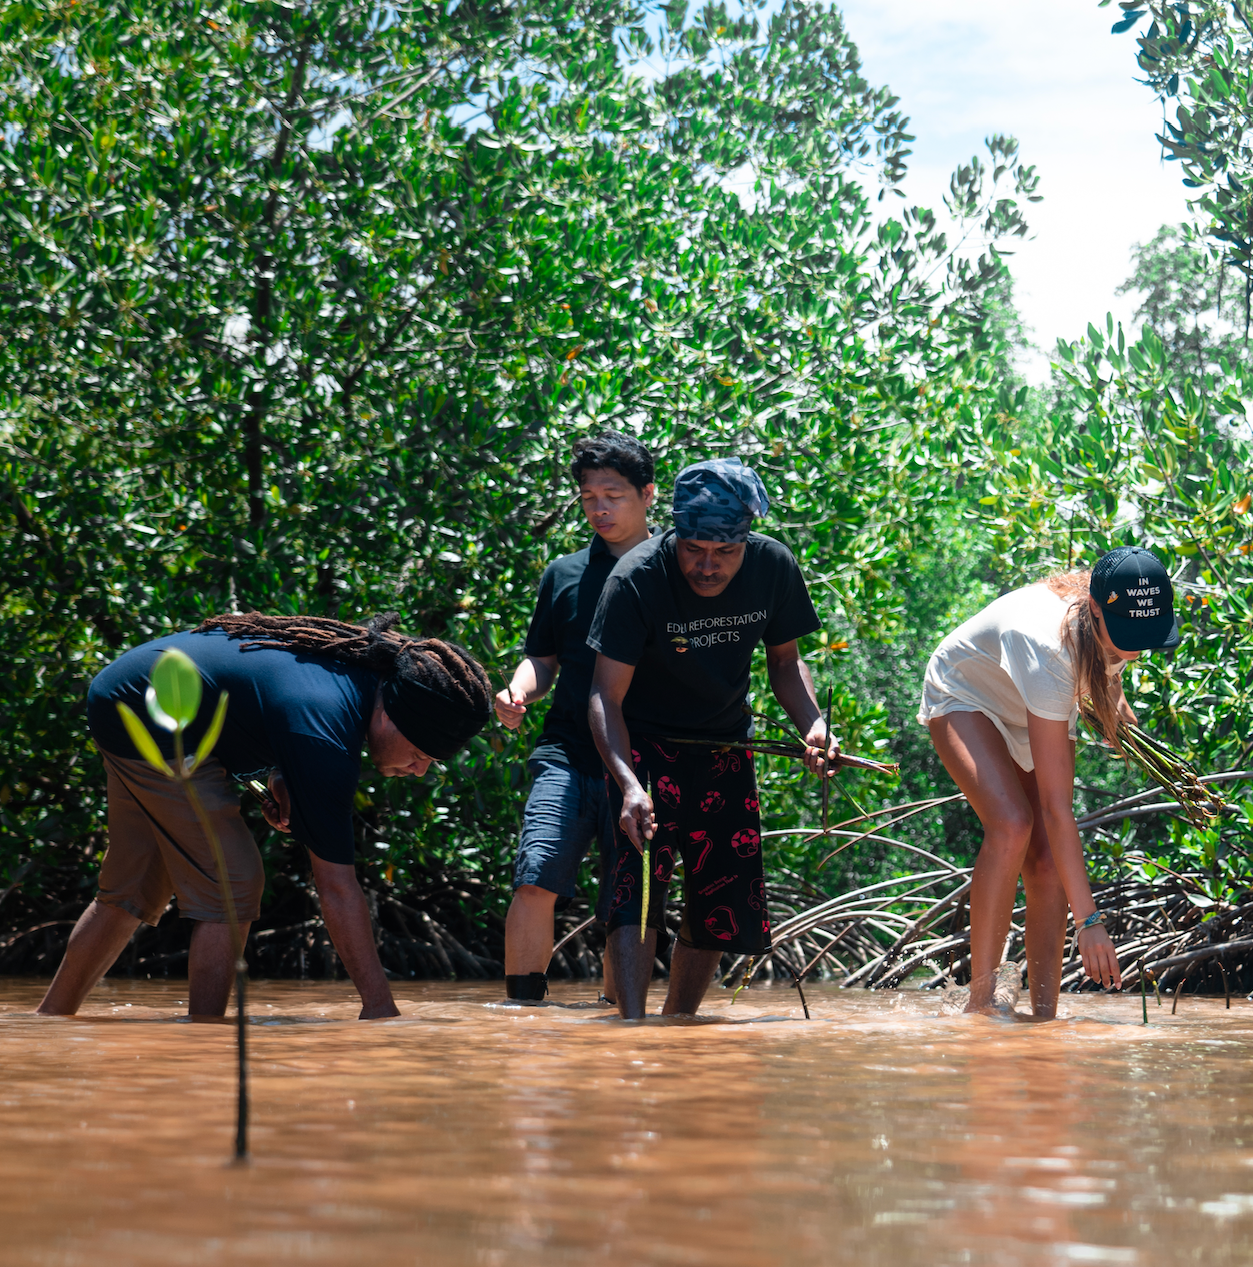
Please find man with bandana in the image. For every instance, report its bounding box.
[587,457,839,1018]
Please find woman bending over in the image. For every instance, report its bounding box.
[919,547,1180,1016]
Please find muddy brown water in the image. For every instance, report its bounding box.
[2,978,1253,1266]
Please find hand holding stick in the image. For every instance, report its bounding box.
[494,685,527,729]
[661,735,897,777]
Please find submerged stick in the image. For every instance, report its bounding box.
[777,956,811,1020]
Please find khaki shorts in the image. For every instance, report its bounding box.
[96,751,265,925]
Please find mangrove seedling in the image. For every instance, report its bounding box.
[115,648,249,1162]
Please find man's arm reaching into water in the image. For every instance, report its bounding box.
[308,853,401,1019]
[262,769,400,1020]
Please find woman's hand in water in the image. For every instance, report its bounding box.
[1078,923,1122,990]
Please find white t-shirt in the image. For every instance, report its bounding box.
[917,583,1087,771]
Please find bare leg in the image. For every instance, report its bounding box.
[929,714,1035,1013]
[661,943,721,1015]
[606,925,658,1018]
[504,885,559,975]
[187,920,253,1020]
[36,901,140,1015]
[1016,766,1069,1018]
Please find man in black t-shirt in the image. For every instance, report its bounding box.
[494,433,656,1002]
[37,616,491,1021]
[588,457,839,1019]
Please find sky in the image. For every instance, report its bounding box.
[835,0,1186,381]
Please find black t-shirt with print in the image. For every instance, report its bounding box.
[587,530,820,740]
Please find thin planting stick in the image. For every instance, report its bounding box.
[821,686,833,835]
[729,956,757,1004]
[184,773,248,1160]
[741,704,807,747]
[658,735,898,776]
[777,956,811,1020]
[1172,963,1195,1014]
[640,773,652,945]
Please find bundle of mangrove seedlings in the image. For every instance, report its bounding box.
[1080,702,1232,827]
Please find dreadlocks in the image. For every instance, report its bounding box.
[195,612,492,758]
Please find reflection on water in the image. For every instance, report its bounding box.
[2,977,1252,1265]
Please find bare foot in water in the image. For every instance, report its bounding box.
[945,963,1024,1016]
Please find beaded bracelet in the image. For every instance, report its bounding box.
[1077,910,1106,932]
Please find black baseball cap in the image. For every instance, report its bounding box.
[1089,547,1181,652]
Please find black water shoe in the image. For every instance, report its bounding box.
[505,972,549,1003]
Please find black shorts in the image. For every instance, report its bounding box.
[604,737,770,956]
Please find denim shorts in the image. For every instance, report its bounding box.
[514,759,614,918]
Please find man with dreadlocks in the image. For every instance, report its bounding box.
[37,613,492,1020]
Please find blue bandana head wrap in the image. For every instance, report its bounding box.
[671,457,770,542]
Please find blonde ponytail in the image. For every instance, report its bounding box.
[1046,571,1123,752]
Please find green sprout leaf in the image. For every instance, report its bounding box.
[116,702,173,777]
[189,690,229,774]
[144,686,178,733]
[148,648,202,732]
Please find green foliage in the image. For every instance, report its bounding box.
[1107,1,1253,281]
[118,647,228,778]
[0,0,1035,931]
[1118,222,1250,377]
